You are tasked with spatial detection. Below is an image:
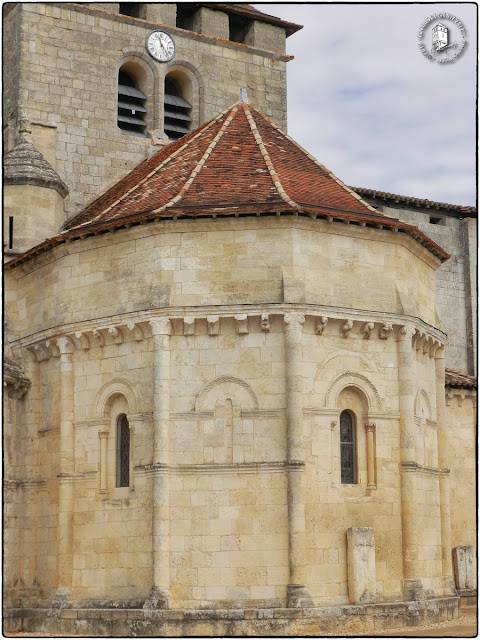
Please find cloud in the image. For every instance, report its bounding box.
[257,3,477,205]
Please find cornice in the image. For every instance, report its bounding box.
[10,304,446,359]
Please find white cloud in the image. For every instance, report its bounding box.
[257,3,477,204]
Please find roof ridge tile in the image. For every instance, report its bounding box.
[77,106,234,227]
[249,105,381,216]
[153,104,240,213]
[243,104,298,210]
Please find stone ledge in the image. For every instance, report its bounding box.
[3,597,460,637]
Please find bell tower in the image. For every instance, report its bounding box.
[3,3,302,228]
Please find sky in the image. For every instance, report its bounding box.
[255,3,477,205]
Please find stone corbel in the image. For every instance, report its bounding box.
[315,316,328,335]
[183,317,195,336]
[361,322,375,339]
[340,319,353,338]
[32,342,50,362]
[126,321,145,342]
[74,331,90,350]
[108,326,124,344]
[430,340,444,359]
[45,339,61,358]
[234,314,249,335]
[413,329,427,352]
[423,336,433,355]
[445,390,454,406]
[207,315,220,336]
[91,329,105,347]
[261,313,270,332]
[379,322,393,340]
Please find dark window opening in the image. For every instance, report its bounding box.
[176,3,197,31]
[8,216,13,250]
[119,3,141,18]
[229,14,252,43]
[429,215,446,225]
[164,77,192,140]
[340,410,356,484]
[117,69,147,137]
[116,414,130,487]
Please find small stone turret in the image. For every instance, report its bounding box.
[3,118,68,256]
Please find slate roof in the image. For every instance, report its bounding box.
[7,100,450,267]
[445,369,477,390]
[351,187,477,216]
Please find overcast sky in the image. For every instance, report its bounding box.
[256,3,477,205]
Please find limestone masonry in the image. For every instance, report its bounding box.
[3,3,476,636]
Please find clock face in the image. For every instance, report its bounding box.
[146,31,175,62]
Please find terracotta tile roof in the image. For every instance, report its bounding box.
[64,102,398,230]
[445,369,477,389]
[351,187,477,215]
[8,101,450,267]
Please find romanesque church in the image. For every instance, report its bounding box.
[3,3,476,636]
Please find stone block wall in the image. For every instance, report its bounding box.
[445,390,476,577]
[4,213,455,609]
[371,202,476,374]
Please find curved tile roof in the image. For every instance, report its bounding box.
[8,100,450,267]
[445,368,477,389]
[65,102,393,230]
[351,186,477,215]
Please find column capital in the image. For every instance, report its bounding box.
[149,318,172,336]
[98,430,109,439]
[284,312,305,329]
[397,324,415,341]
[56,335,75,355]
[364,422,376,433]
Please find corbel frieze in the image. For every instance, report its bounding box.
[445,388,473,407]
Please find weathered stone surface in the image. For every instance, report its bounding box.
[346,527,376,604]
[452,546,475,590]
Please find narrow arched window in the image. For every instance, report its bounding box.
[340,410,356,484]
[116,414,130,487]
[164,76,192,140]
[117,69,147,136]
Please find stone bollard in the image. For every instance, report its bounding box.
[452,546,475,590]
[346,527,376,604]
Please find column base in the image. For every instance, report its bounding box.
[443,575,457,596]
[402,578,427,601]
[143,587,169,610]
[286,584,314,608]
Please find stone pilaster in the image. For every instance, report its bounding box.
[397,326,424,600]
[284,313,313,607]
[56,336,75,600]
[435,345,456,595]
[145,318,172,609]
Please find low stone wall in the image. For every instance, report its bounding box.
[4,597,459,637]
